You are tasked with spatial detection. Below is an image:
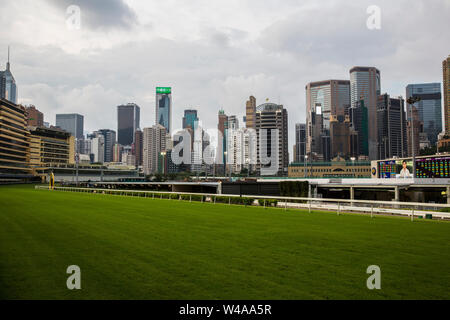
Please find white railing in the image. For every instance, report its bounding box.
[34,185,450,220]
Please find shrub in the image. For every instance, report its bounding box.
[258,199,278,207]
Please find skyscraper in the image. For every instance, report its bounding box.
[94,129,116,163]
[255,103,288,176]
[0,47,17,104]
[306,80,350,160]
[227,115,239,130]
[349,99,369,157]
[406,83,442,145]
[218,110,228,171]
[117,103,140,146]
[134,129,143,167]
[245,96,256,129]
[293,123,306,163]
[443,56,450,135]
[55,113,84,139]
[143,124,167,175]
[350,67,381,159]
[377,94,407,159]
[155,87,172,133]
[182,109,199,130]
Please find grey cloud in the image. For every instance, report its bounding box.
[46,0,138,30]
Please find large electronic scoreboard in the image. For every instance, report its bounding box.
[378,160,396,178]
[416,156,450,178]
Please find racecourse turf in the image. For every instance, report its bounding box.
[0,184,449,300]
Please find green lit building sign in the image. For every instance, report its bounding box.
[156,87,171,94]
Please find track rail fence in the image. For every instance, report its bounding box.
[35,185,450,220]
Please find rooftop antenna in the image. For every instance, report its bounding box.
[6,45,10,70]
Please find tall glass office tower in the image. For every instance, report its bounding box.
[155,87,172,133]
[0,47,17,104]
[406,83,442,145]
[117,103,140,146]
[183,109,199,130]
[55,113,84,139]
[350,66,381,160]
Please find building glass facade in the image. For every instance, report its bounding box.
[406,83,442,145]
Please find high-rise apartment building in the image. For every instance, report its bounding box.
[155,87,171,133]
[25,105,44,127]
[350,67,381,159]
[117,103,140,146]
[255,103,288,176]
[245,96,256,129]
[89,135,105,163]
[0,47,17,104]
[143,124,167,175]
[55,113,84,139]
[293,123,306,163]
[407,106,422,157]
[406,83,442,145]
[134,129,143,167]
[443,56,450,135]
[377,94,407,159]
[306,80,351,160]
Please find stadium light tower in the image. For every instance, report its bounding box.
[407,96,422,179]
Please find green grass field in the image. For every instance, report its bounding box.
[1,184,450,300]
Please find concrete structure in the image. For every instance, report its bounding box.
[89,135,104,163]
[55,113,84,139]
[25,105,44,127]
[29,126,75,169]
[117,103,140,146]
[155,87,172,133]
[228,127,257,173]
[377,94,407,159]
[134,129,143,167]
[350,67,381,160]
[0,98,32,180]
[143,124,167,175]
[443,56,450,135]
[245,96,256,129]
[406,105,422,157]
[255,103,289,176]
[289,160,371,178]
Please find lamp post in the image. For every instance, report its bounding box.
[407,96,422,179]
[350,156,356,178]
[304,155,308,178]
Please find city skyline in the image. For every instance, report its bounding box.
[1,0,448,161]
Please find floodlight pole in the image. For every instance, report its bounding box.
[407,97,421,179]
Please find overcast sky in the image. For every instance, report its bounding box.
[1,0,449,157]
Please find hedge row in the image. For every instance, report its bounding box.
[101,190,288,208]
